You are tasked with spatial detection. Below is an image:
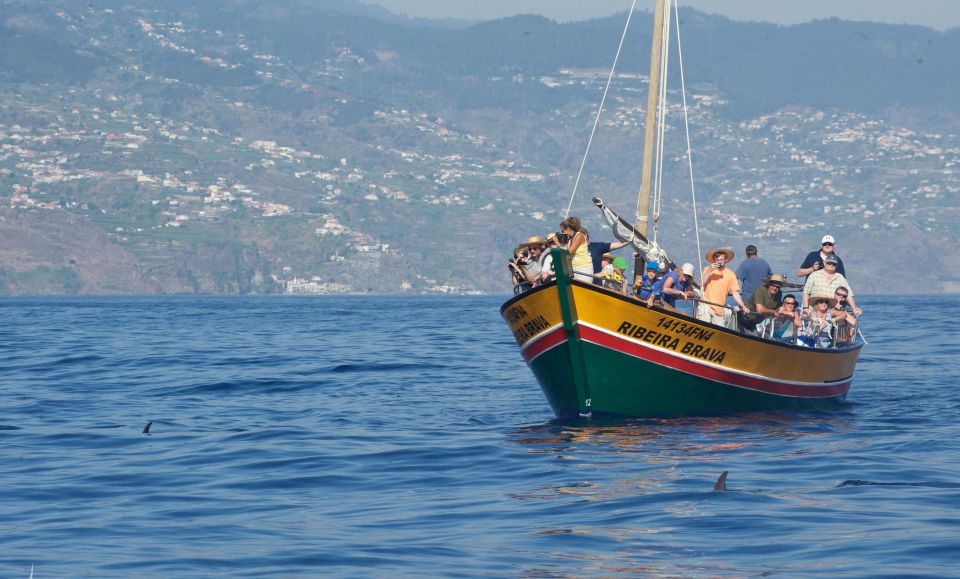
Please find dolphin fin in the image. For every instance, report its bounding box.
[714,470,729,491]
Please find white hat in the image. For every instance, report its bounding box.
[821,234,836,244]
[680,263,695,277]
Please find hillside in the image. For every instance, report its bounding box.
[0,0,958,295]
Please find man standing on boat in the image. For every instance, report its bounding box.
[698,248,749,329]
[796,235,846,279]
[736,244,772,298]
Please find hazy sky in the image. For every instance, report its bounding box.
[368,0,960,30]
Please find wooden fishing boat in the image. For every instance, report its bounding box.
[500,0,863,418]
[501,259,861,418]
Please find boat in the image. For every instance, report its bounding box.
[500,0,863,419]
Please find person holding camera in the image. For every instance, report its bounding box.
[796,234,846,280]
[508,244,533,293]
[559,216,593,282]
[508,236,546,292]
[830,286,858,343]
[698,248,749,328]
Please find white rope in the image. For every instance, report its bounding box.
[673,0,704,275]
[564,0,639,219]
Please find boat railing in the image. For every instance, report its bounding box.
[689,297,864,349]
[512,280,533,295]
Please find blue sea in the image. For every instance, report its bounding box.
[2,295,959,577]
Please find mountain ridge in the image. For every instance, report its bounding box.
[0,0,957,295]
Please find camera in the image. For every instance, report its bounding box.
[555,232,571,244]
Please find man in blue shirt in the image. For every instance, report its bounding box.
[735,244,772,299]
[796,234,846,279]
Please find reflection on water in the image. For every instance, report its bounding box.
[504,411,867,578]
[506,411,859,502]
[511,411,858,456]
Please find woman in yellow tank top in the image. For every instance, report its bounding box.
[560,217,594,282]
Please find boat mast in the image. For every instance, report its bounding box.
[637,0,667,238]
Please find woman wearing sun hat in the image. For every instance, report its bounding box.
[799,294,837,348]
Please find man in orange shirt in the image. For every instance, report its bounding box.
[698,248,750,329]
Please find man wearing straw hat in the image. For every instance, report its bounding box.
[698,247,749,329]
[739,274,787,335]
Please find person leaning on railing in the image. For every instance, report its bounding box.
[770,295,802,343]
[648,262,696,308]
[738,274,786,336]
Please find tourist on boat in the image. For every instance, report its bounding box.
[649,262,696,308]
[583,228,631,286]
[770,294,803,343]
[698,248,749,328]
[633,261,661,301]
[601,255,629,294]
[735,244,772,299]
[799,294,837,348]
[538,232,559,284]
[830,286,859,343]
[507,235,546,289]
[738,274,785,336]
[508,244,532,294]
[796,234,846,279]
[802,254,862,315]
[559,217,593,282]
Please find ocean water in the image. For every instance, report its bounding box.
[1,294,959,577]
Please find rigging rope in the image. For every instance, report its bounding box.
[673,0,705,275]
[564,0,639,220]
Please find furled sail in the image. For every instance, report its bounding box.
[593,197,670,268]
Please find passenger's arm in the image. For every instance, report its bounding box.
[755,301,778,316]
[846,294,862,316]
[567,231,585,255]
[732,290,749,312]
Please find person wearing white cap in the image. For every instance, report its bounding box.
[650,262,696,309]
[796,234,846,279]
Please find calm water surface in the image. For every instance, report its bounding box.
[2,295,959,577]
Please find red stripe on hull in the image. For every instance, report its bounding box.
[520,326,567,362]
[578,325,850,398]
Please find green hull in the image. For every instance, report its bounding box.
[530,340,847,418]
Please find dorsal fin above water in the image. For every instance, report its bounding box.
[714,470,729,491]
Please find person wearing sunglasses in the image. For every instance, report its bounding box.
[796,234,846,279]
[771,295,802,343]
[830,286,859,343]
[802,254,862,316]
